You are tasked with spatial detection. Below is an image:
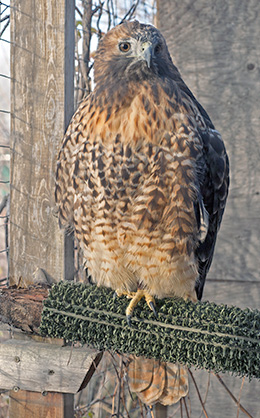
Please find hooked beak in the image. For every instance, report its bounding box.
[141,42,153,68]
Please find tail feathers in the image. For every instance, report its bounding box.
[127,356,166,404]
[158,362,189,405]
[127,355,188,406]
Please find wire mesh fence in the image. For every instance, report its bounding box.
[0,1,259,417]
[0,0,10,287]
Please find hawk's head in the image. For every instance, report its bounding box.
[94,21,178,88]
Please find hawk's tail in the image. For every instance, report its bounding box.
[127,355,188,405]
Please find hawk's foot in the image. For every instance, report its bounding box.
[116,289,157,326]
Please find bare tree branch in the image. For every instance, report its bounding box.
[214,374,254,418]
[78,0,93,100]
[188,369,209,418]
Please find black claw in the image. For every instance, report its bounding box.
[126,315,132,327]
[149,302,158,318]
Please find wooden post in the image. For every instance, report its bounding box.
[10,0,75,286]
[9,391,74,418]
[157,1,260,416]
[9,0,76,416]
[154,403,168,418]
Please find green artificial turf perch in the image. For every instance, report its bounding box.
[40,281,260,379]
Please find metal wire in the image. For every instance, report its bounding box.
[0,1,10,286]
[1,2,258,418]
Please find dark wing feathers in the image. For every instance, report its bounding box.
[177,75,229,300]
[173,72,229,295]
[195,124,229,300]
[172,65,215,130]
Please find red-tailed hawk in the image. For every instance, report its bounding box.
[55,21,229,406]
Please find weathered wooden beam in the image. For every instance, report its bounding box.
[0,338,102,393]
[9,0,76,415]
[10,0,75,286]
[0,285,48,333]
[9,390,74,418]
[0,285,102,396]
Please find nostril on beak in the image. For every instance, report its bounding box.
[143,45,153,69]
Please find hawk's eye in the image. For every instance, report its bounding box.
[119,42,131,52]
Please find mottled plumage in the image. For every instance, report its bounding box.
[55,21,229,405]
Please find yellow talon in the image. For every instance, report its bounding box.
[116,289,157,325]
[115,290,137,299]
